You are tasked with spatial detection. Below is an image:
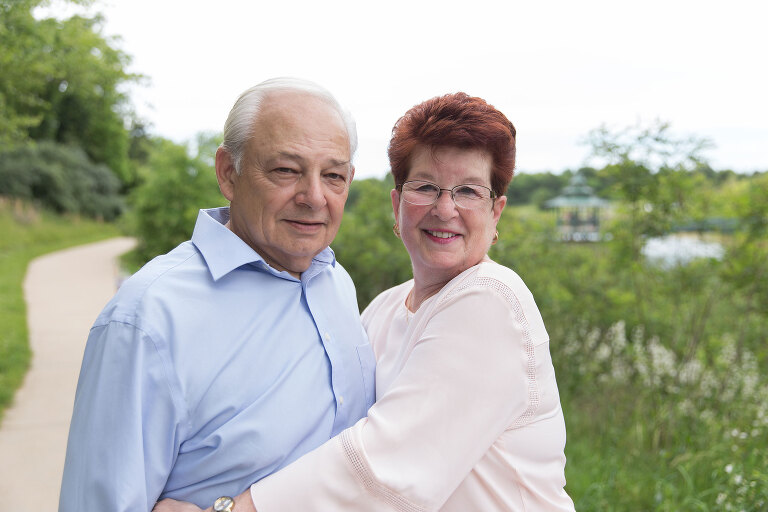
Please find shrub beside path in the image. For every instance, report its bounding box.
[0,237,136,510]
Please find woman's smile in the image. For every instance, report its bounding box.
[423,229,461,242]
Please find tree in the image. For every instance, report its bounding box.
[0,0,138,186]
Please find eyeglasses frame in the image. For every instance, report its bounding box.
[397,179,498,210]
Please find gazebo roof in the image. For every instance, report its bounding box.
[545,174,611,208]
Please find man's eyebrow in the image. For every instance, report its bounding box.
[275,152,350,168]
[275,151,303,161]
[328,158,351,168]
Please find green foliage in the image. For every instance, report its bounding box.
[0,141,124,220]
[0,0,137,186]
[333,176,412,308]
[0,198,119,421]
[125,134,227,266]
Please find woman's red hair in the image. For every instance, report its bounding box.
[388,92,516,197]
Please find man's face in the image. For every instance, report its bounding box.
[216,91,354,277]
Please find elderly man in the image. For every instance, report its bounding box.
[59,78,375,512]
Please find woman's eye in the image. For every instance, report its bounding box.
[455,186,480,197]
[416,184,438,193]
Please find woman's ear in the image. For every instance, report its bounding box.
[492,194,506,225]
[391,187,401,226]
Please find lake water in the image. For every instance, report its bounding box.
[642,234,725,267]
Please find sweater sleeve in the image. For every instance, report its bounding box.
[249,280,538,511]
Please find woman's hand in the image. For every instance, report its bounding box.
[153,498,208,512]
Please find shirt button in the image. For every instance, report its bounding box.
[338,395,345,405]
[324,332,331,342]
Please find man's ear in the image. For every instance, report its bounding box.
[215,147,237,201]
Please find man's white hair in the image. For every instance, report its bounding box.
[221,77,358,174]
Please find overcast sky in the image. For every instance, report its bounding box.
[42,0,767,179]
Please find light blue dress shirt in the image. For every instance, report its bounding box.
[59,207,376,512]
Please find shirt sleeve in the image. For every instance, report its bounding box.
[249,282,535,511]
[59,320,186,512]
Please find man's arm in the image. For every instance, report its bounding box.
[60,321,185,512]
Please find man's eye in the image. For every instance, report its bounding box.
[274,168,298,174]
[325,172,345,181]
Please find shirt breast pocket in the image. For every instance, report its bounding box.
[356,343,376,408]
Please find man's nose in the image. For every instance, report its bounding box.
[296,174,327,208]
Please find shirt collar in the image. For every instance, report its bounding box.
[191,207,336,281]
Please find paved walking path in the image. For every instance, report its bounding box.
[0,237,136,510]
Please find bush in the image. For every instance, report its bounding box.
[125,135,226,265]
[0,142,124,220]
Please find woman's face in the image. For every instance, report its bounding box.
[392,145,506,287]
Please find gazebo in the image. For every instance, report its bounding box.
[545,173,611,242]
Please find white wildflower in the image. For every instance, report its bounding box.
[700,372,719,399]
[678,359,703,385]
[609,322,627,351]
[584,328,600,351]
[611,360,630,382]
[648,338,677,379]
[595,343,611,363]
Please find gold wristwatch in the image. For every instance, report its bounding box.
[213,496,235,512]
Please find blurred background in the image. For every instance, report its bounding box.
[1,0,766,509]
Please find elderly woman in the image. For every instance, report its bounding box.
[157,93,574,511]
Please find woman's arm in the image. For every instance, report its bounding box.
[247,282,534,511]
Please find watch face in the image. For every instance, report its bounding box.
[214,496,234,512]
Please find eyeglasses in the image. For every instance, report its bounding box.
[398,180,497,210]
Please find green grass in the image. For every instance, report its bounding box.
[0,198,121,422]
